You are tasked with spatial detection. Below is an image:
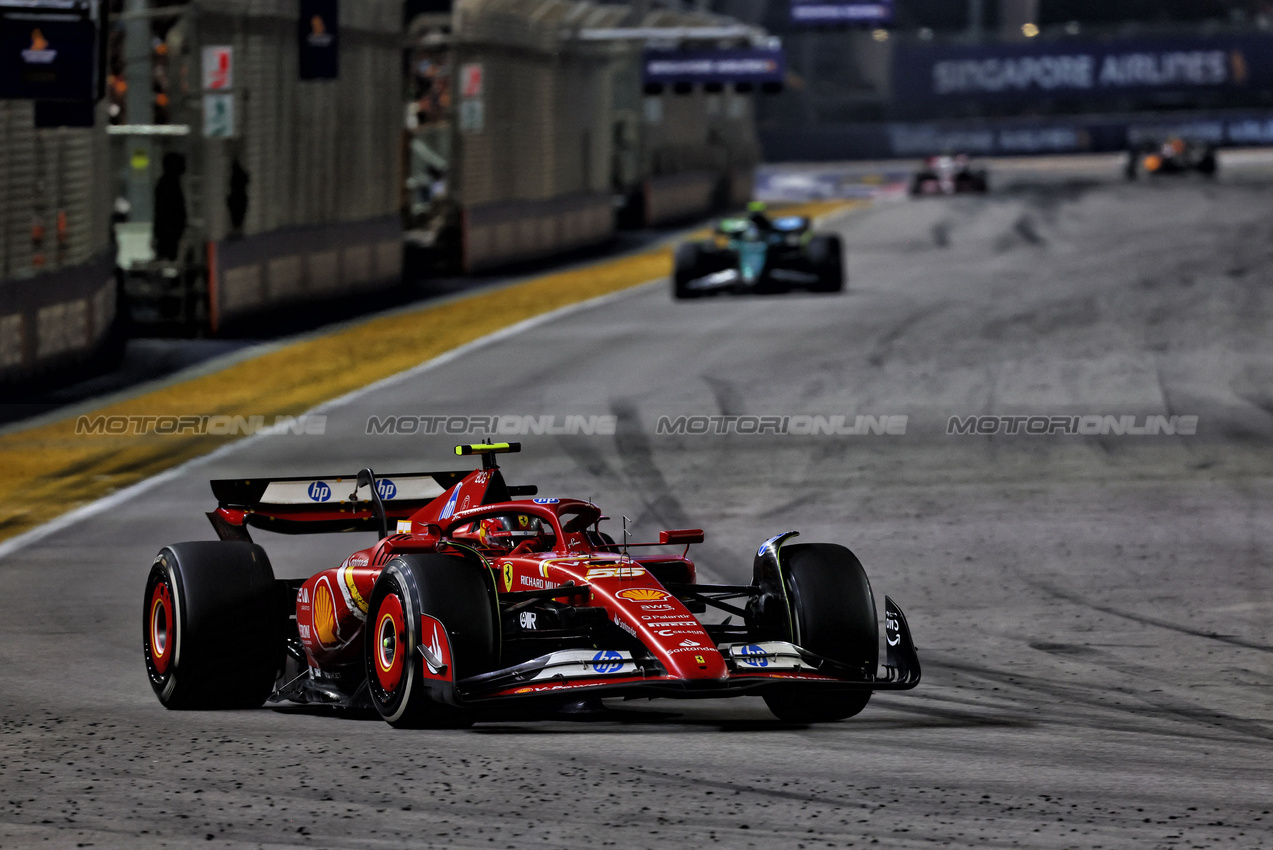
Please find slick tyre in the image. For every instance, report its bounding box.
[764,543,878,723]
[910,174,937,196]
[673,243,704,299]
[960,172,989,193]
[365,554,497,729]
[143,542,284,709]
[807,235,845,293]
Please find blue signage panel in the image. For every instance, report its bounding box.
[759,109,1273,162]
[790,1,893,26]
[642,48,785,86]
[893,35,1273,114]
[299,0,339,80]
[0,3,98,101]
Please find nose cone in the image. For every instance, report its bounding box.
[599,582,729,680]
[655,633,729,680]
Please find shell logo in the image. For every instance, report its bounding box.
[616,587,671,602]
[313,580,338,646]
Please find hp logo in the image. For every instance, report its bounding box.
[376,479,397,500]
[590,650,624,674]
[307,481,331,502]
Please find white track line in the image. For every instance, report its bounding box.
[0,283,655,562]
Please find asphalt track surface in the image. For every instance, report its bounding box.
[2,155,1272,848]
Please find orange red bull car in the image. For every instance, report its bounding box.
[143,443,920,727]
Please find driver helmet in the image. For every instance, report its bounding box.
[477,514,549,551]
[477,516,516,551]
[746,200,771,228]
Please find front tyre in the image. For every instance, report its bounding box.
[365,554,497,728]
[764,543,878,722]
[1198,150,1218,176]
[143,542,283,709]
[673,243,705,299]
[807,235,845,293]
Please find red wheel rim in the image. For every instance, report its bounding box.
[373,595,406,693]
[149,582,174,675]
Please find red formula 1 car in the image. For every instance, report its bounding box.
[143,443,919,727]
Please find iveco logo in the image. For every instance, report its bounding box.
[376,479,397,500]
[307,481,332,502]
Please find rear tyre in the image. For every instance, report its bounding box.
[143,542,283,709]
[963,171,989,193]
[365,554,497,728]
[763,543,877,723]
[673,243,705,299]
[807,235,844,293]
[1198,151,1218,176]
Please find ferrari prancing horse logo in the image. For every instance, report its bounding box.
[502,562,513,592]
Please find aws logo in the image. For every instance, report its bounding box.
[22,29,57,65]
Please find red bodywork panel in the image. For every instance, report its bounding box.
[282,467,722,684]
[213,462,862,700]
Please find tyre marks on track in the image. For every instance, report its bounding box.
[929,654,1273,744]
[866,302,950,368]
[631,767,878,810]
[1023,576,1273,653]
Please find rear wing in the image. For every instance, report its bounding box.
[208,471,469,537]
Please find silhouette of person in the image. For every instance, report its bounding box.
[153,152,187,260]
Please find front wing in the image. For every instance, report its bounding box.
[457,596,920,708]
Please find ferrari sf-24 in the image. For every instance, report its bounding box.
[144,443,920,727]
